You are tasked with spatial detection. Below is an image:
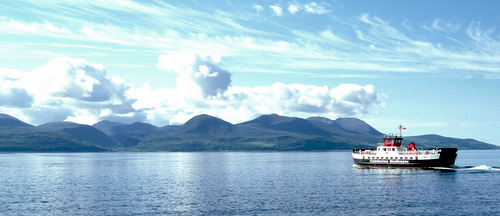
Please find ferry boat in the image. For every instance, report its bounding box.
[352,126,458,168]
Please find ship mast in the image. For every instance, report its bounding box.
[398,125,406,137]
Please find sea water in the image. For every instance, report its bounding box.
[1,150,499,215]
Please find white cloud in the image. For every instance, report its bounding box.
[3,3,499,80]
[0,19,72,37]
[23,107,74,125]
[466,22,500,53]
[23,57,128,102]
[253,4,264,13]
[133,52,386,125]
[157,51,231,97]
[0,56,386,126]
[285,2,331,15]
[129,82,385,125]
[270,5,283,17]
[80,26,132,45]
[353,14,500,76]
[319,29,348,44]
[0,70,33,108]
[288,3,300,14]
[0,19,133,46]
[430,19,462,32]
[0,57,142,125]
[0,88,33,108]
[330,84,385,116]
[304,2,330,14]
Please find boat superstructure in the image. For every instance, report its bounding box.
[352,126,457,168]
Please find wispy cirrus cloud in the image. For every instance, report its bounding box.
[429,19,462,32]
[1,1,499,81]
[353,14,500,77]
[0,19,72,38]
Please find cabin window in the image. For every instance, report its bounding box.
[383,148,386,151]
[405,157,408,159]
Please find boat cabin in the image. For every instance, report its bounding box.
[383,134,402,147]
[375,134,404,152]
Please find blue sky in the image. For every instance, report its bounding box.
[1,0,499,145]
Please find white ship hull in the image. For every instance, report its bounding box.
[352,131,457,168]
[353,148,457,168]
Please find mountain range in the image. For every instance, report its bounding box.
[0,113,498,152]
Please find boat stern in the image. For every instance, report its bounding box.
[438,148,458,167]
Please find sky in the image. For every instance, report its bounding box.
[1,0,500,145]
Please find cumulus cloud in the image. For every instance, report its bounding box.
[1,55,386,126]
[330,84,384,115]
[270,5,283,17]
[288,3,300,14]
[23,107,73,125]
[220,83,384,121]
[157,51,231,97]
[0,57,143,125]
[0,88,33,108]
[24,57,129,102]
[0,70,33,108]
[130,82,385,126]
[134,52,386,125]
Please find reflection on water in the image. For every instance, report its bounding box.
[0,151,499,215]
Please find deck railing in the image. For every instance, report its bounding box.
[353,149,440,155]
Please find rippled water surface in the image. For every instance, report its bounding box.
[1,150,499,215]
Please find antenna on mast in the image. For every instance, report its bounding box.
[398,125,406,137]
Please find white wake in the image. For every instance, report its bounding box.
[466,165,500,171]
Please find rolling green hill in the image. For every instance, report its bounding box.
[1,113,498,152]
[0,114,109,152]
